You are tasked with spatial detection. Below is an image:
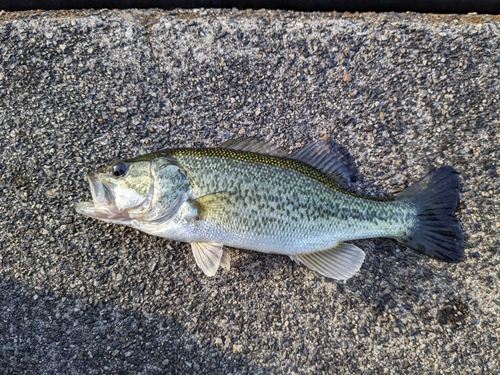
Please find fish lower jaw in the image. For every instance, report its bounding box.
[74,201,95,214]
[75,201,123,220]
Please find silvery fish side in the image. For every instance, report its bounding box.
[75,138,464,280]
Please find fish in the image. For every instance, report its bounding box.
[75,138,464,280]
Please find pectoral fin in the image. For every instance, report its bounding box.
[292,243,365,280]
[192,192,235,219]
[220,249,231,270]
[191,241,225,276]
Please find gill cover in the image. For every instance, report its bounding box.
[75,157,191,224]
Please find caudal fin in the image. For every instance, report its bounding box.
[395,166,464,262]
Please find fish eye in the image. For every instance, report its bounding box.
[112,163,128,177]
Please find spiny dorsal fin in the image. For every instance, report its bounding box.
[220,137,286,157]
[292,243,365,280]
[191,241,225,276]
[288,140,358,188]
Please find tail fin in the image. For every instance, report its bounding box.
[395,166,464,262]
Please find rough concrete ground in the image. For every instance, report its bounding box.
[0,8,499,374]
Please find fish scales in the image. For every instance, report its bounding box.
[155,148,414,255]
[76,138,464,280]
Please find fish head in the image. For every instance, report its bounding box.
[75,157,191,224]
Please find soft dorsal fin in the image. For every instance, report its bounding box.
[288,140,358,188]
[191,241,225,276]
[292,243,365,280]
[220,138,286,157]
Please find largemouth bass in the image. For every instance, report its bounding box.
[75,138,464,280]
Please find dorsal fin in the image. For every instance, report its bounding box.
[288,140,358,188]
[220,138,286,157]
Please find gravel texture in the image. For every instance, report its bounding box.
[0,8,499,374]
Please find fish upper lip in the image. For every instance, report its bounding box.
[87,172,110,207]
[75,172,111,215]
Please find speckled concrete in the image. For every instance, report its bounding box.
[0,9,499,374]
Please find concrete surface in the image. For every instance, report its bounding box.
[0,8,499,374]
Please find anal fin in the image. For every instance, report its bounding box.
[293,243,365,280]
[191,242,225,277]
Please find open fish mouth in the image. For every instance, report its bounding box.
[75,173,118,220]
[76,173,153,222]
[88,172,111,207]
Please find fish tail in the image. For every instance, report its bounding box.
[395,166,464,262]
